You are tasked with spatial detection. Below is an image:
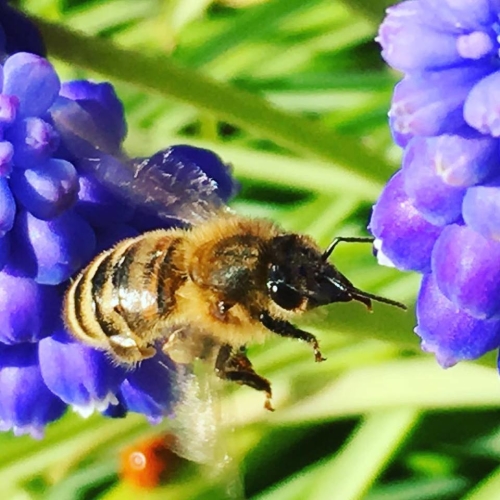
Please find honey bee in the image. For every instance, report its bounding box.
[64,146,406,411]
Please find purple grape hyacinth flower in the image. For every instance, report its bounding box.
[371,0,500,369]
[0,51,237,437]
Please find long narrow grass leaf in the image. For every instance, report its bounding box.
[35,18,396,183]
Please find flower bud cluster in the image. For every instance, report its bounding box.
[0,33,236,435]
[370,0,500,367]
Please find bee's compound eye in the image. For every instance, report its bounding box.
[268,281,303,310]
[267,264,304,310]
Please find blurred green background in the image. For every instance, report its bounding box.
[4,0,500,498]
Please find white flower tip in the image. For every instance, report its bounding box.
[72,392,119,418]
[373,239,396,268]
[147,415,163,425]
[0,419,44,439]
[420,339,457,369]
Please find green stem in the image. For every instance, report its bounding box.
[34,17,395,184]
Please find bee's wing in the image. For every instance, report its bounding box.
[164,334,243,497]
[169,361,224,464]
[80,149,232,226]
[50,97,234,226]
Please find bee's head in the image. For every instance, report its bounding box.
[266,234,406,312]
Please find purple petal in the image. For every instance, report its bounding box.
[389,114,413,148]
[3,53,60,118]
[0,268,60,343]
[12,209,96,285]
[120,354,175,422]
[49,96,122,158]
[432,223,500,319]
[39,330,127,417]
[6,117,59,168]
[463,179,500,241]
[390,65,493,138]
[421,132,499,187]
[457,31,496,60]
[0,343,66,438]
[416,273,500,367]
[419,0,495,31]
[75,173,134,227]
[0,177,15,236]
[378,1,462,72]
[0,232,9,270]
[10,158,79,220]
[464,71,500,136]
[60,80,127,149]
[60,80,123,114]
[401,137,466,225]
[0,94,19,124]
[101,393,128,419]
[369,171,443,273]
[0,141,14,177]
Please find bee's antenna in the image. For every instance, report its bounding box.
[322,236,375,261]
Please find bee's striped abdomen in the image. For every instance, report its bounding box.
[64,230,186,363]
[111,234,184,330]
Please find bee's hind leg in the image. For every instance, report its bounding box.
[215,344,274,411]
[109,334,157,364]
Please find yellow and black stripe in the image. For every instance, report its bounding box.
[64,230,186,364]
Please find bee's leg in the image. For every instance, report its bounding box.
[109,334,157,364]
[259,311,326,362]
[215,344,274,411]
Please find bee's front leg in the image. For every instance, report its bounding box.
[258,311,326,362]
[215,344,274,411]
